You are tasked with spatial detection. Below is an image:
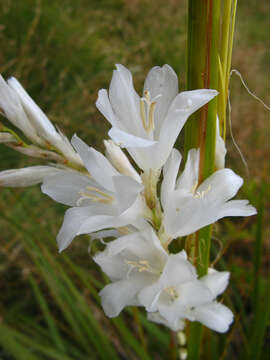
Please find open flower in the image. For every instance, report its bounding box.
[42,135,146,252]
[93,227,168,317]
[160,148,257,243]
[96,64,218,171]
[94,226,233,333]
[142,266,233,333]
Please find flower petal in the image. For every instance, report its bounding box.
[71,135,119,191]
[161,148,182,208]
[176,148,200,192]
[41,171,95,206]
[112,175,143,214]
[109,64,144,137]
[99,278,145,317]
[200,271,230,297]
[56,204,112,252]
[157,89,218,166]
[147,311,185,332]
[108,127,156,148]
[96,89,119,127]
[215,117,226,169]
[143,64,178,136]
[193,302,234,333]
[218,200,257,217]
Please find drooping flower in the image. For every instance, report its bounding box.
[96,64,218,171]
[160,148,257,244]
[42,135,146,252]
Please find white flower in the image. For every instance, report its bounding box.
[96,64,218,171]
[0,75,43,145]
[94,226,233,333]
[42,135,146,252]
[160,148,257,241]
[7,77,83,167]
[93,227,167,317]
[0,166,64,187]
[139,257,233,333]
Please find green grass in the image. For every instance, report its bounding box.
[0,0,270,359]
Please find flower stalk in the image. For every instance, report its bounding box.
[185,0,222,358]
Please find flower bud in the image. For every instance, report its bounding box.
[104,139,141,183]
[0,166,62,187]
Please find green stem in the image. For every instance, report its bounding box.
[185,0,220,358]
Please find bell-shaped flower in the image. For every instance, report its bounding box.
[42,135,146,252]
[139,257,233,333]
[96,64,218,171]
[160,148,257,242]
[93,227,168,317]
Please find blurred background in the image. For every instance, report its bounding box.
[0,0,269,359]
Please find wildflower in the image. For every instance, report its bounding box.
[42,135,146,252]
[160,148,256,245]
[96,64,218,171]
[143,266,233,333]
[93,227,168,317]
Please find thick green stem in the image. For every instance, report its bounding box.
[185,0,220,358]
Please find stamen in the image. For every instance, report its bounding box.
[148,101,156,131]
[125,259,161,275]
[140,90,157,133]
[193,184,211,199]
[164,286,179,300]
[76,186,114,206]
[140,99,148,131]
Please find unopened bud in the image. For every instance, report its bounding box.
[104,140,141,183]
[0,166,62,187]
[9,144,65,163]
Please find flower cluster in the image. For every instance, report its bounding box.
[0,64,256,333]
